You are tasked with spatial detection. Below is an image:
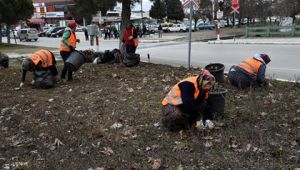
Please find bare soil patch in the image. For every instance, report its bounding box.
[0,60,299,169]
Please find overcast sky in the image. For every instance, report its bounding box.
[116,0,152,12]
[131,0,153,12]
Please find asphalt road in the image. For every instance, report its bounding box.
[138,42,300,81]
[4,33,300,81]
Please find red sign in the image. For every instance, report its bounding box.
[232,0,240,10]
[182,0,200,11]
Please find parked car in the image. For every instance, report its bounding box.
[17,28,38,41]
[161,23,173,32]
[169,24,188,32]
[46,27,65,37]
[75,26,87,32]
[186,24,196,31]
[197,23,215,30]
[50,29,65,37]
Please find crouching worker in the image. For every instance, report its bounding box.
[20,49,58,89]
[161,69,216,131]
[228,54,271,89]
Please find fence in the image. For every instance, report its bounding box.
[246,25,300,37]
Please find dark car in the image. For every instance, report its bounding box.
[46,27,65,37]
[1,29,8,37]
[50,29,65,37]
[197,23,215,30]
[38,29,48,37]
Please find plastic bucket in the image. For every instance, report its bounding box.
[208,88,227,118]
[66,50,85,72]
[0,53,9,68]
[205,63,225,83]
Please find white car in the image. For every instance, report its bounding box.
[18,28,38,41]
[169,24,187,32]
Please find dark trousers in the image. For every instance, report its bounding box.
[126,44,136,54]
[228,66,253,89]
[60,51,73,80]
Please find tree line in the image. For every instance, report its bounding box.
[149,0,300,26]
[1,0,300,44]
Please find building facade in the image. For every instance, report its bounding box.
[31,0,75,25]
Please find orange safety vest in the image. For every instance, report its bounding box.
[132,28,139,47]
[238,58,263,77]
[162,76,208,106]
[28,50,53,68]
[60,28,77,52]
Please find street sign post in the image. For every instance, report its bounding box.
[182,0,200,68]
[231,0,240,14]
[231,0,240,41]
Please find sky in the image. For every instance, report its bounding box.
[123,0,153,12]
[133,0,153,11]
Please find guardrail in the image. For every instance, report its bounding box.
[246,25,300,37]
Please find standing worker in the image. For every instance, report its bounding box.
[122,23,138,54]
[161,70,216,131]
[19,49,58,88]
[228,54,271,89]
[60,21,80,82]
[158,24,163,38]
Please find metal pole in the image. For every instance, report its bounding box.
[234,12,236,41]
[211,0,215,20]
[188,2,193,69]
[141,0,144,25]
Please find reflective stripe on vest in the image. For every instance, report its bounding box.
[60,28,77,52]
[131,28,139,47]
[29,50,53,68]
[238,58,263,76]
[162,76,200,106]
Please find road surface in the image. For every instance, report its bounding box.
[3,33,300,81]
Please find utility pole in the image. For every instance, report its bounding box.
[211,0,215,20]
[141,0,144,26]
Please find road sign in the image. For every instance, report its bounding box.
[182,0,200,11]
[217,10,223,19]
[231,0,240,13]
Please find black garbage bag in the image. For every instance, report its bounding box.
[123,53,140,67]
[0,52,9,68]
[34,70,55,89]
[93,50,116,64]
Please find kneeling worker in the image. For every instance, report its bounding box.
[20,49,58,87]
[228,53,271,89]
[161,69,216,131]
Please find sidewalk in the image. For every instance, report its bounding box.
[208,37,300,45]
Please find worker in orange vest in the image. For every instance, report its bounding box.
[60,21,80,81]
[122,23,138,54]
[20,49,58,87]
[161,69,216,131]
[228,54,271,89]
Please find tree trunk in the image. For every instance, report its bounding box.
[193,18,199,31]
[120,0,131,47]
[0,24,2,44]
[7,25,11,44]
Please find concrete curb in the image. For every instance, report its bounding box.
[208,40,300,45]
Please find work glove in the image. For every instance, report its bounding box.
[195,119,215,130]
[19,82,24,88]
[128,35,133,40]
[69,45,75,52]
[31,80,35,85]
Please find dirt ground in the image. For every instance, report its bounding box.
[0,44,58,55]
[0,59,299,169]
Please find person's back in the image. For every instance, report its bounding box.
[228,54,271,89]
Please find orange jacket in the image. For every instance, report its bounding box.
[123,27,138,47]
[29,50,53,68]
[60,28,77,52]
[238,58,263,77]
[162,76,208,106]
